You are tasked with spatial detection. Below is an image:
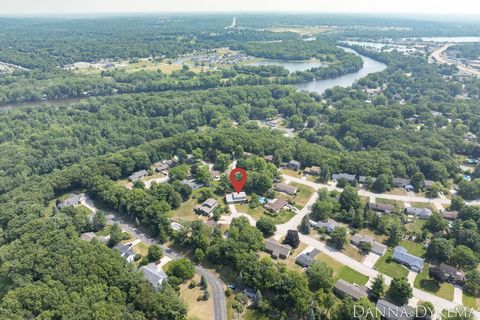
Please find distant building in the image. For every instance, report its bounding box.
[141,262,168,289]
[333,279,369,301]
[304,166,321,175]
[393,246,424,272]
[155,158,178,172]
[310,219,340,234]
[376,299,415,320]
[210,170,221,180]
[264,239,292,259]
[194,198,218,216]
[442,210,458,221]
[287,160,301,171]
[264,198,288,213]
[263,155,274,162]
[424,180,435,188]
[114,243,137,263]
[180,179,204,190]
[274,182,297,195]
[129,170,149,181]
[170,222,184,231]
[332,173,356,183]
[350,234,387,256]
[368,202,394,214]
[392,178,410,188]
[405,207,432,219]
[80,232,109,243]
[225,192,247,204]
[295,248,320,268]
[57,193,86,209]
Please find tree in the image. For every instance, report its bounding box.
[329,226,348,250]
[417,301,434,320]
[91,211,106,232]
[387,278,413,306]
[194,165,212,186]
[452,245,478,270]
[285,230,300,248]
[256,217,277,237]
[147,244,163,262]
[372,174,392,193]
[194,248,205,262]
[425,238,453,264]
[411,172,426,192]
[464,270,480,297]
[450,196,465,211]
[333,297,380,320]
[108,223,123,247]
[167,258,195,282]
[299,215,311,234]
[169,164,189,181]
[370,274,385,302]
[310,199,335,221]
[200,275,208,288]
[387,223,403,247]
[339,186,360,211]
[424,213,448,233]
[306,261,334,291]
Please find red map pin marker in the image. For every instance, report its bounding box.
[229,168,248,193]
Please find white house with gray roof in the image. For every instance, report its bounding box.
[405,207,432,219]
[129,170,149,181]
[141,262,168,289]
[57,193,86,209]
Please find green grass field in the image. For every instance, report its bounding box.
[414,263,454,301]
[406,219,426,234]
[288,182,315,208]
[463,293,479,311]
[399,240,426,257]
[316,253,369,285]
[374,251,409,279]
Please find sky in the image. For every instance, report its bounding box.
[1,0,480,16]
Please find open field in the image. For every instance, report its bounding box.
[414,264,454,301]
[179,274,214,320]
[289,182,315,208]
[316,253,369,285]
[376,198,405,209]
[405,219,426,234]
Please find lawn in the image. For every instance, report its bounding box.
[406,219,426,234]
[315,253,369,285]
[463,293,479,311]
[171,187,222,221]
[375,198,405,209]
[414,263,454,301]
[237,203,294,224]
[399,240,426,257]
[385,188,408,196]
[132,242,149,257]
[357,228,388,243]
[289,182,315,208]
[374,251,409,279]
[243,309,270,320]
[178,274,214,320]
[410,202,437,212]
[281,169,302,178]
[342,244,366,262]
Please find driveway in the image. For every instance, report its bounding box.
[362,252,381,268]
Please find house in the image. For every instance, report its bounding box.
[405,207,432,219]
[243,288,257,300]
[141,262,168,289]
[393,246,424,272]
[332,173,356,183]
[180,179,204,190]
[295,248,320,268]
[442,210,458,220]
[376,299,415,320]
[274,182,297,195]
[304,166,321,175]
[264,198,288,213]
[264,239,292,259]
[263,155,274,163]
[350,234,387,256]
[155,159,177,172]
[405,184,414,192]
[424,180,435,188]
[310,219,340,234]
[393,178,410,188]
[129,170,149,181]
[225,192,247,204]
[170,222,184,231]
[333,279,369,301]
[114,243,137,263]
[80,232,109,243]
[194,198,218,216]
[57,193,86,209]
[287,160,301,171]
[368,202,394,214]
[210,170,221,180]
[431,263,465,285]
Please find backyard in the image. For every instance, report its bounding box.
[315,253,369,285]
[374,250,409,279]
[414,263,454,301]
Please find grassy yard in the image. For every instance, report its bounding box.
[259,242,308,271]
[171,187,222,221]
[376,198,405,209]
[178,274,214,320]
[399,240,426,257]
[374,251,409,279]
[342,244,366,262]
[357,228,388,244]
[385,188,408,196]
[315,253,369,285]
[280,169,301,178]
[243,309,270,320]
[463,293,479,311]
[289,182,315,208]
[236,203,294,225]
[410,202,437,212]
[414,263,454,301]
[406,219,426,234]
[132,242,149,257]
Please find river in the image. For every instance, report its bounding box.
[1,48,387,110]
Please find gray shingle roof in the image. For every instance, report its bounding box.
[376,299,415,320]
[333,279,368,300]
[141,263,168,288]
[393,246,424,271]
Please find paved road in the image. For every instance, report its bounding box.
[430,44,480,77]
[85,197,228,320]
